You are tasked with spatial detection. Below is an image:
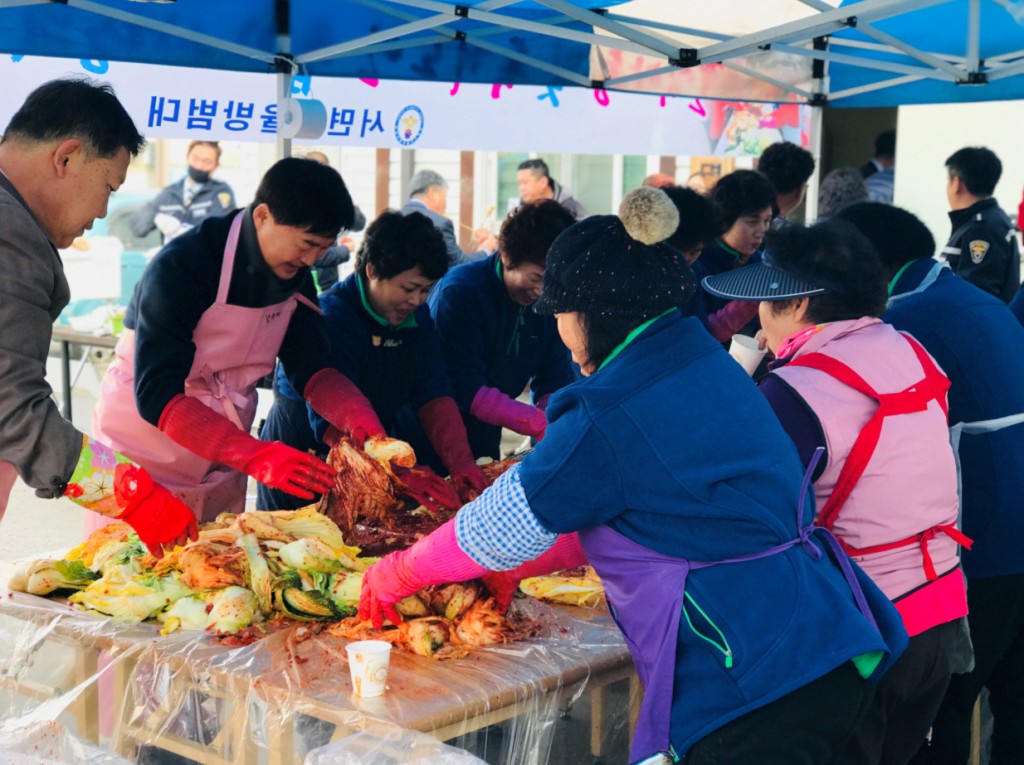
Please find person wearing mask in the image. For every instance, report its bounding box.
[941,146,1020,303]
[516,158,588,220]
[258,210,489,512]
[837,203,1024,765]
[705,221,969,765]
[91,158,378,528]
[757,141,816,227]
[0,78,196,555]
[401,170,496,266]
[130,140,235,243]
[358,187,907,764]
[428,200,577,460]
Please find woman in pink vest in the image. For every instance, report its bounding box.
[703,220,970,765]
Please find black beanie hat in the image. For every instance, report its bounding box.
[534,187,695,318]
[836,202,936,274]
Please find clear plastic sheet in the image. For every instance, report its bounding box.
[0,720,132,764]
[0,590,635,764]
[303,724,487,764]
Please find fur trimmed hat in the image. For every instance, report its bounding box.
[534,187,694,318]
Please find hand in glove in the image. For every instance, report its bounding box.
[159,394,335,499]
[470,386,547,440]
[62,435,198,557]
[481,533,587,612]
[304,368,386,449]
[154,212,183,239]
[418,397,491,503]
[389,463,463,514]
[359,519,489,629]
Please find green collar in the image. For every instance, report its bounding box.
[356,274,418,329]
[716,239,745,262]
[887,259,920,297]
[597,309,675,372]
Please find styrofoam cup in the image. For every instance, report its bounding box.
[346,640,392,697]
[728,334,767,376]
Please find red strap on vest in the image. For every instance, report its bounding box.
[787,334,960,580]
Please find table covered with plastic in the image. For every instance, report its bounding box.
[0,590,637,764]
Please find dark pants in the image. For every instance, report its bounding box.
[684,661,873,764]
[835,618,960,765]
[911,574,1024,765]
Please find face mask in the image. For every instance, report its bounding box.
[187,166,210,184]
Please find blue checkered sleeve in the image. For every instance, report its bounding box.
[455,462,558,571]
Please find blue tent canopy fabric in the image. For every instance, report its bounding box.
[0,0,1021,106]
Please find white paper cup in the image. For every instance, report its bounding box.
[346,640,392,697]
[728,334,767,376]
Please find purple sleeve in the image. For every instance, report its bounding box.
[759,373,828,480]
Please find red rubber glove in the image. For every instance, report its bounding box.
[470,386,546,440]
[359,519,489,629]
[304,368,386,449]
[112,463,199,558]
[389,463,463,514]
[418,397,491,503]
[159,394,335,500]
[481,533,587,612]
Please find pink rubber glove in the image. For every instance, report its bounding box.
[707,300,760,343]
[159,395,335,499]
[481,533,587,612]
[419,397,491,503]
[304,368,386,448]
[359,519,489,628]
[470,386,546,440]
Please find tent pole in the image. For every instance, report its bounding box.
[275,0,292,161]
[966,0,981,74]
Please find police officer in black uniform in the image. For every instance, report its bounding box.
[130,140,235,243]
[941,146,1020,303]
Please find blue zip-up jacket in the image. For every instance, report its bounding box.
[427,253,574,458]
[885,260,1024,580]
[520,311,906,755]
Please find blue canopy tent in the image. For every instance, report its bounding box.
[0,0,1022,107]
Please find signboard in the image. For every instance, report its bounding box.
[1,54,810,156]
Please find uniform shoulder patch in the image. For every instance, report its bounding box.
[218,192,232,207]
[969,240,991,264]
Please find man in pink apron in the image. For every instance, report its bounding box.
[0,79,197,555]
[91,157,386,529]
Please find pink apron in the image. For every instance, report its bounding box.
[89,211,316,530]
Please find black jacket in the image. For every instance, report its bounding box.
[943,198,1020,303]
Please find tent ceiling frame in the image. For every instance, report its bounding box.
[61,0,279,67]
[533,0,684,59]
[987,57,1024,80]
[722,60,815,99]
[0,0,47,8]
[774,41,955,79]
[296,9,461,64]
[797,0,966,79]
[828,72,922,100]
[696,0,949,64]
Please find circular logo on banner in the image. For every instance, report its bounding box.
[394,105,424,146]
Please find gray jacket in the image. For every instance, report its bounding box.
[550,180,588,221]
[0,174,82,491]
[401,198,488,267]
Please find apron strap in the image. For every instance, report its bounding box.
[294,291,324,315]
[216,211,245,305]
[787,339,955,580]
[787,341,949,531]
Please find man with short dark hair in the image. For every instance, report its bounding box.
[401,169,495,266]
[942,146,1020,302]
[131,140,236,243]
[516,158,588,220]
[0,78,197,554]
[92,157,382,525]
[757,141,815,226]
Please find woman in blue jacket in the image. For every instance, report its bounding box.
[258,211,487,511]
[427,200,576,460]
[359,187,908,764]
